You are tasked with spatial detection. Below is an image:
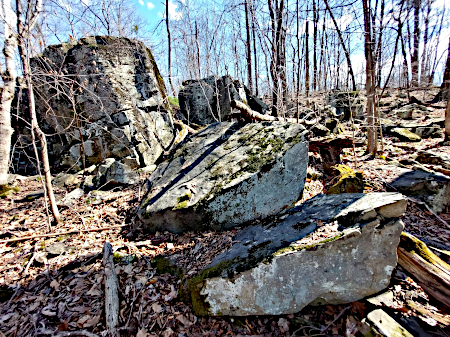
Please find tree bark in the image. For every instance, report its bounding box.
[363,0,378,156]
[324,0,356,91]
[17,0,61,224]
[244,0,253,94]
[0,0,16,186]
[411,0,421,87]
[445,97,450,142]
[305,15,310,96]
[397,232,450,308]
[313,0,318,92]
[165,0,176,95]
[103,242,119,337]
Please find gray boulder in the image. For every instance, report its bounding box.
[183,192,406,316]
[92,158,139,189]
[136,121,309,233]
[178,75,267,125]
[390,168,450,213]
[13,36,174,174]
[325,91,364,120]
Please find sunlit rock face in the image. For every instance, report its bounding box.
[182,192,407,316]
[136,121,309,233]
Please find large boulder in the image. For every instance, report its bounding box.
[325,91,364,120]
[136,121,309,233]
[12,36,174,174]
[182,192,407,316]
[178,75,268,125]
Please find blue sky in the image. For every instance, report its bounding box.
[135,0,183,23]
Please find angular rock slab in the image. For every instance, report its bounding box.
[374,164,450,213]
[137,122,308,233]
[183,192,406,316]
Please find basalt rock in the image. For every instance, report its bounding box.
[12,36,175,174]
[136,121,309,233]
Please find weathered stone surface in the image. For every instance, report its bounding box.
[136,121,309,233]
[183,192,406,316]
[390,128,422,142]
[92,158,140,189]
[363,309,413,337]
[310,124,330,137]
[13,36,174,174]
[326,91,364,120]
[392,103,427,119]
[178,75,267,125]
[325,164,364,195]
[390,168,450,213]
[416,150,450,170]
[57,187,84,207]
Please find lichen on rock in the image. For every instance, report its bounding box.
[136,121,309,233]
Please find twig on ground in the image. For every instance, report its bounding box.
[37,329,99,337]
[407,197,450,230]
[320,305,351,333]
[0,224,129,244]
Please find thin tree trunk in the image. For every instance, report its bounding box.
[420,1,431,86]
[17,0,61,224]
[313,0,318,92]
[250,0,259,96]
[411,0,421,87]
[324,0,357,91]
[195,21,201,78]
[268,0,278,117]
[0,0,16,186]
[165,0,175,95]
[363,0,378,156]
[445,98,450,142]
[305,14,310,97]
[244,0,253,94]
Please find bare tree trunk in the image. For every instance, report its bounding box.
[17,0,62,224]
[195,21,201,78]
[166,0,176,95]
[313,0,318,92]
[363,0,378,156]
[324,0,357,91]
[375,0,385,87]
[411,0,421,87]
[420,0,431,86]
[305,14,310,97]
[445,98,450,142]
[440,37,450,101]
[0,0,16,186]
[244,0,253,93]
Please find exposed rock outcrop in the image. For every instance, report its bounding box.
[182,192,407,316]
[326,91,364,120]
[136,121,309,233]
[178,75,268,125]
[12,36,175,174]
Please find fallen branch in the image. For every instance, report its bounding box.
[230,100,279,122]
[0,224,129,244]
[397,232,450,308]
[37,329,99,337]
[103,242,119,337]
[407,197,450,230]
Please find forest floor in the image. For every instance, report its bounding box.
[0,88,449,336]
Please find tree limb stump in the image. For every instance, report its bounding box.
[397,232,450,308]
[103,242,119,337]
[309,136,365,174]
